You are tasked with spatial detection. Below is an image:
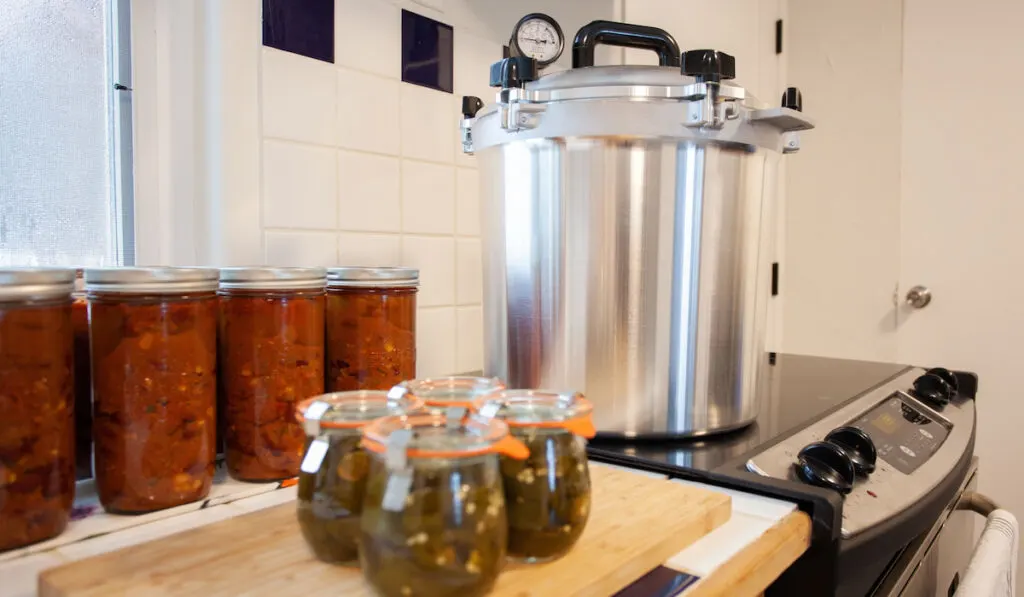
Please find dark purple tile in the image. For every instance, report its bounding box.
[401,9,453,93]
[263,0,334,64]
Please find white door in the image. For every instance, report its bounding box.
[781,0,904,363]
[897,0,1024,585]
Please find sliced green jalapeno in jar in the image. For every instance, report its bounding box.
[294,391,422,564]
[474,390,596,563]
[359,411,528,597]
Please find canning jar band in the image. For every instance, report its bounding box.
[326,280,419,289]
[472,392,598,439]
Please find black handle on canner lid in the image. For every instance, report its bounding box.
[572,20,681,68]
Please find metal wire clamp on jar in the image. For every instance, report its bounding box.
[325,267,418,392]
[473,390,596,563]
[85,267,219,513]
[0,268,77,552]
[294,390,423,565]
[218,267,327,482]
[358,411,528,597]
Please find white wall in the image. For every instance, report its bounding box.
[133,0,616,377]
[781,0,903,363]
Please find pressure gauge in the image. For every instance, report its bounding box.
[510,13,564,67]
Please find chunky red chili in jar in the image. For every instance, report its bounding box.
[71,275,92,480]
[85,267,219,513]
[326,268,418,392]
[0,268,77,552]
[218,267,326,482]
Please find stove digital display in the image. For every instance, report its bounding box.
[852,393,950,474]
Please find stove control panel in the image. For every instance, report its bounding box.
[746,367,975,538]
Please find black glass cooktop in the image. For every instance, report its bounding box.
[588,353,909,473]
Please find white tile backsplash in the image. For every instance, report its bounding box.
[456,167,480,236]
[400,84,457,164]
[338,150,401,232]
[337,68,400,155]
[262,140,338,229]
[253,1,541,377]
[456,238,482,304]
[456,306,484,373]
[417,307,457,377]
[265,230,339,266]
[261,48,338,146]
[337,232,402,266]
[453,29,502,101]
[334,0,400,79]
[401,235,455,307]
[401,160,455,234]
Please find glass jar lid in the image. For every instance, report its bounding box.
[0,268,76,302]
[326,267,419,289]
[473,390,596,438]
[389,376,506,409]
[84,267,219,294]
[363,412,528,460]
[219,266,327,290]
[295,390,423,434]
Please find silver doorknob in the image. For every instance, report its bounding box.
[905,286,932,309]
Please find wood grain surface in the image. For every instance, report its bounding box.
[38,465,731,597]
[681,510,812,597]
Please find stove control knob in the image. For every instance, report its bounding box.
[794,441,855,494]
[925,367,959,394]
[912,372,954,409]
[825,426,877,476]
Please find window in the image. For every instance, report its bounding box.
[0,0,134,266]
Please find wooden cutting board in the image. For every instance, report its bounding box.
[38,465,730,597]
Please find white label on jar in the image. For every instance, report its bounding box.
[300,437,330,473]
[382,468,414,512]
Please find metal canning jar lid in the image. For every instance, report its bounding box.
[326,267,419,289]
[84,267,219,294]
[219,266,327,290]
[0,267,77,302]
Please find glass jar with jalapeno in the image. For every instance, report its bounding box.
[473,390,596,563]
[389,376,505,415]
[294,391,422,564]
[359,412,528,597]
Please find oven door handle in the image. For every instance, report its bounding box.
[958,491,1000,517]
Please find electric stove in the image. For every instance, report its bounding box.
[587,353,979,597]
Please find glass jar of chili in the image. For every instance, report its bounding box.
[85,267,219,513]
[389,376,505,415]
[325,267,418,392]
[0,268,77,552]
[359,412,528,597]
[473,390,595,563]
[218,267,327,482]
[71,272,92,480]
[294,390,423,564]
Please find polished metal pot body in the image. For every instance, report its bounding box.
[478,137,778,436]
